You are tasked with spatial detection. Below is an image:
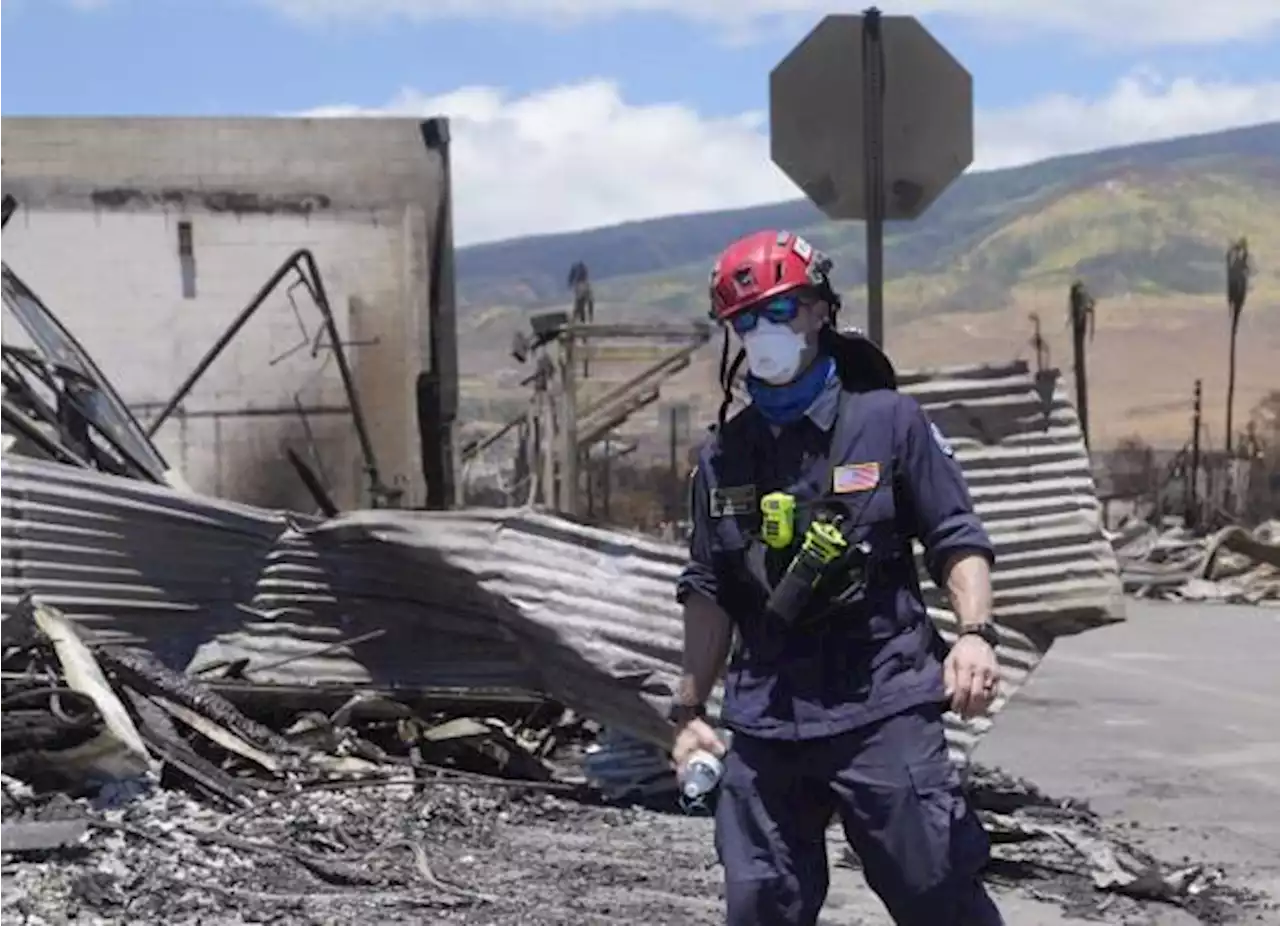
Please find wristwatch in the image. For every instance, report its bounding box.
[958,622,999,648]
[666,702,707,726]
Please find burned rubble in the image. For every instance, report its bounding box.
[1112,518,1280,605]
[2,598,1272,926]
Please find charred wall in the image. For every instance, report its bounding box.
[0,116,459,510]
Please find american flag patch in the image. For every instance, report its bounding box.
[832,462,880,494]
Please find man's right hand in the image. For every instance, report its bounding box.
[671,717,727,773]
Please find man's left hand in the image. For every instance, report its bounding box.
[944,634,1000,718]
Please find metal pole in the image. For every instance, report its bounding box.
[861,8,886,347]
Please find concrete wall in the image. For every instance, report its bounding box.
[0,117,458,511]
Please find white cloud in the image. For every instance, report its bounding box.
[303,72,1280,246]
[975,72,1280,169]
[263,0,1280,47]
[306,83,795,245]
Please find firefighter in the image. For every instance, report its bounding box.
[669,229,1005,925]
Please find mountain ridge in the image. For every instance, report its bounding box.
[456,121,1280,309]
[454,122,1280,452]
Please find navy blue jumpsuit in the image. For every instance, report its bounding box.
[677,368,1004,926]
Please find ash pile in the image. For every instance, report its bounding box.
[3,600,1269,926]
[0,597,638,926]
[1112,519,1280,605]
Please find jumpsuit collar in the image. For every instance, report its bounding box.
[803,363,841,433]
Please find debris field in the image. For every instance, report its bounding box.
[2,599,1273,926]
[1113,519,1280,605]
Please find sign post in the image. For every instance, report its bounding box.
[770,9,974,347]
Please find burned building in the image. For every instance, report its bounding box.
[0,116,459,511]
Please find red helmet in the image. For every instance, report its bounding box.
[709,229,833,321]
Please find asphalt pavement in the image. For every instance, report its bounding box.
[822,599,1280,925]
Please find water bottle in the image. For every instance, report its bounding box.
[677,729,733,812]
[678,749,725,802]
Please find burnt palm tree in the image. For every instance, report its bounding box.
[1068,280,1096,449]
[1224,237,1252,458]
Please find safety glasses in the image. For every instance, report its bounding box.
[729,294,806,335]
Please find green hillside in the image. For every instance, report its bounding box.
[456,122,1280,325]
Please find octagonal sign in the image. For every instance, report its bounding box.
[770,14,974,222]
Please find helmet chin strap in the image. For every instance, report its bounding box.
[716,327,746,431]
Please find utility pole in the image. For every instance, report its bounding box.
[1189,379,1202,529]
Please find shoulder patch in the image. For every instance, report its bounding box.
[929,421,955,458]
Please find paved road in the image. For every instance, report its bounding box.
[979,600,1280,885]
[822,600,1280,925]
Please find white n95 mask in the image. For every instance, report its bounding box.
[742,319,806,384]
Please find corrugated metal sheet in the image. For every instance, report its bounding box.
[1,458,291,666]
[2,360,1124,791]
[0,458,542,699]
[901,362,1125,766]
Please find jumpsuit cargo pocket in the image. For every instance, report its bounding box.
[904,757,990,895]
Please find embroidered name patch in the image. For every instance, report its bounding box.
[833,462,880,494]
[710,484,757,517]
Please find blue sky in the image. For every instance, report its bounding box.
[5,0,1278,117]
[4,0,1279,243]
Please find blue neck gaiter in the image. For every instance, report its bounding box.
[746,356,835,426]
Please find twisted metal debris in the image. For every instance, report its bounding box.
[1112,519,1280,604]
